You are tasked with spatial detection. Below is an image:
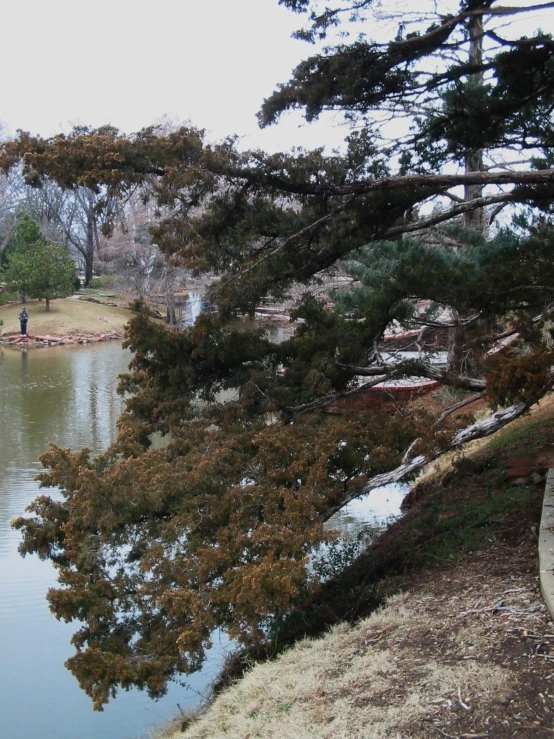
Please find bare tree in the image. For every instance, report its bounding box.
[23,182,124,285]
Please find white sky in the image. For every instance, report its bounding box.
[0,0,346,151]
[1,1,552,154]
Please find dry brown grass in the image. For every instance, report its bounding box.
[167,586,514,739]
[0,298,133,337]
[158,397,554,739]
[163,534,554,739]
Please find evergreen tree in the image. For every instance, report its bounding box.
[2,237,75,310]
[5,0,554,708]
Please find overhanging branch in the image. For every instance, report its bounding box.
[338,362,487,391]
[383,192,518,238]
[323,400,532,522]
[256,169,554,198]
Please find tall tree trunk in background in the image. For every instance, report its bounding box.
[164,266,177,326]
[84,212,95,286]
[449,14,485,372]
[463,13,485,235]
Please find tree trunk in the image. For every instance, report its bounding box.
[164,266,177,326]
[45,297,50,311]
[84,214,95,286]
[448,16,485,371]
[463,13,485,234]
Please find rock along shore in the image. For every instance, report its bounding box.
[0,331,124,348]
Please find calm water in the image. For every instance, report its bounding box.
[0,340,408,739]
[328,482,408,537]
[0,342,228,739]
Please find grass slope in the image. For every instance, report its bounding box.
[0,298,133,337]
[162,397,554,739]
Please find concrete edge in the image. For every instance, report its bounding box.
[539,468,554,622]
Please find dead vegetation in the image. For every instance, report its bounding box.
[169,543,553,739]
[160,396,554,739]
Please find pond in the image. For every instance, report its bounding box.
[0,342,228,739]
[0,340,409,739]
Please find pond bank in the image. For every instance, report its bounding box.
[160,395,554,739]
[170,541,551,739]
[0,330,124,347]
[0,297,133,345]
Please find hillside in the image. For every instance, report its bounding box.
[160,398,554,739]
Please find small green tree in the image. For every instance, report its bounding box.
[14,212,45,250]
[2,241,75,310]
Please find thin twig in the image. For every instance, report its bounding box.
[458,685,471,710]
[436,393,484,426]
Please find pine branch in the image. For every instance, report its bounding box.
[244,168,554,198]
[338,362,487,391]
[408,314,481,330]
[383,192,519,238]
[323,400,533,522]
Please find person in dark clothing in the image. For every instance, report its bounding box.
[19,308,28,337]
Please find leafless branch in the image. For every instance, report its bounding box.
[435,393,485,426]
[338,362,487,391]
[323,400,533,522]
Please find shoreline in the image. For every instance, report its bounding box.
[0,330,125,348]
[0,297,132,347]
[159,397,554,739]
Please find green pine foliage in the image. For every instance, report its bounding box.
[2,234,75,310]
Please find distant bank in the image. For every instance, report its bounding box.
[0,297,134,347]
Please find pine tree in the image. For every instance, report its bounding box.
[2,231,75,310]
[6,0,554,708]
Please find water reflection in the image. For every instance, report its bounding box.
[327,483,409,538]
[0,341,409,739]
[0,343,227,739]
[313,483,410,578]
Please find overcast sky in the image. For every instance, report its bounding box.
[0,0,346,151]
[2,1,552,154]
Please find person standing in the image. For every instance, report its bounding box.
[19,308,28,337]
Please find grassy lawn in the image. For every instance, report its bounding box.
[0,298,134,337]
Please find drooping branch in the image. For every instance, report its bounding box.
[250,168,554,198]
[338,362,487,391]
[323,400,532,522]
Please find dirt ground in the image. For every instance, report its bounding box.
[376,538,554,738]
[167,534,554,739]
